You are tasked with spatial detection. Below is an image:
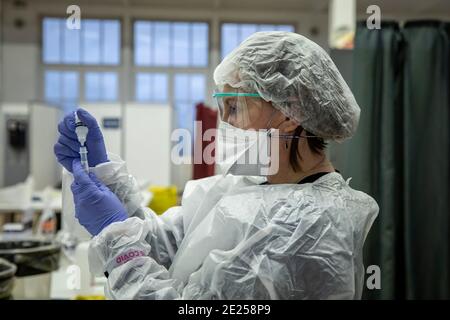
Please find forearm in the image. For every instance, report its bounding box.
[90,153,184,268]
[89,216,183,299]
[90,153,144,218]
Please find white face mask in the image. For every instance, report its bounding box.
[216,121,279,176]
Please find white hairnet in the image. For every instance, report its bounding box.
[213,31,360,140]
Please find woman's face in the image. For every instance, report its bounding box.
[220,85,278,130]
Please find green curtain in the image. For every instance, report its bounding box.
[347,21,405,299]
[345,20,450,299]
[402,21,449,299]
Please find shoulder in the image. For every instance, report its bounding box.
[264,173,379,249]
[182,174,264,201]
[303,172,380,223]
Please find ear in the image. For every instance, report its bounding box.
[278,118,300,134]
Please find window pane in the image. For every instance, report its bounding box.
[62,72,79,100]
[173,22,190,66]
[239,24,257,42]
[221,23,239,58]
[174,74,205,131]
[153,73,168,102]
[85,72,101,101]
[173,100,193,154]
[45,71,61,101]
[43,18,61,63]
[257,24,275,32]
[45,71,79,104]
[103,20,120,64]
[192,23,208,66]
[176,102,194,131]
[174,74,206,154]
[102,72,118,101]
[43,17,121,65]
[85,72,117,101]
[133,20,208,67]
[83,20,101,64]
[174,74,189,101]
[153,22,170,66]
[134,21,152,65]
[63,27,81,64]
[61,101,77,113]
[190,74,205,102]
[221,23,295,59]
[135,73,168,103]
[277,25,295,32]
[136,73,152,101]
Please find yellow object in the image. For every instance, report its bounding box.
[74,295,105,300]
[148,185,177,215]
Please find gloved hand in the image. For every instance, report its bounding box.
[54,108,108,173]
[71,159,128,236]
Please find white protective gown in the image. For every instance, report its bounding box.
[86,154,379,300]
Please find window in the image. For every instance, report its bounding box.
[44,70,79,110]
[135,73,169,103]
[134,21,208,67]
[42,17,121,109]
[44,70,78,102]
[42,18,121,65]
[85,72,118,101]
[221,23,295,58]
[133,20,210,154]
[174,73,206,134]
[173,73,206,155]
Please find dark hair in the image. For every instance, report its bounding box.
[289,126,327,172]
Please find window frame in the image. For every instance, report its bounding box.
[39,15,124,106]
[130,18,211,128]
[219,20,297,59]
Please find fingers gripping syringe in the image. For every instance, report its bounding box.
[74,112,89,172]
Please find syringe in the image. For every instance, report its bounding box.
[74,112,89,172]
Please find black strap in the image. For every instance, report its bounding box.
[260,169,339,185]
[297,172,329,184]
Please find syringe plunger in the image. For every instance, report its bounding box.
[80,146,89,172]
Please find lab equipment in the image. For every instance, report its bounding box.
[79,147,89,172]
[74,112,88,146]
[0,176,33,207]
[85,153,378,299]
[37,188,58,238]
[74,112,89,172]
[71,159,127,236]
[3,115,29,186]
[0,258,16,300]
[54,108,108,173]
[0,240,61,299]
[148,185,177,215]
[0,240,60,277]
[213,31,360,140]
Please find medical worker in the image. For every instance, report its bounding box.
[54,32,379,299]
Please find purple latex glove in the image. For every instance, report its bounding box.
[54,108,108,173]
[71,159,128,236]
